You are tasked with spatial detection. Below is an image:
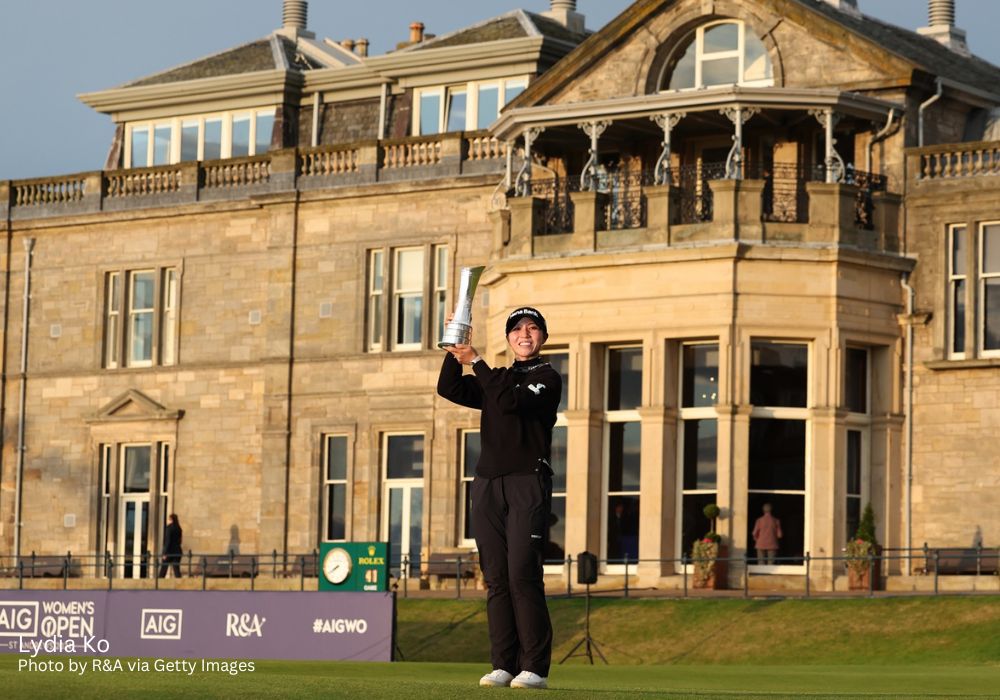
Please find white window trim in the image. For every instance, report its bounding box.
[747,340,810,575]
[367,244,449,354]
[391,247,426,352]
[124,108,276,168]
[433,244,449,347]
[675,341,720,574]
[978,221,1000,358]
[414,76,531,135]
[105,265,180,370]
[367,250,385,353]
[660,20,774,93]
[948,224,968,360]
[380,432,426,577]
[459,429,478,549]
[126,269,156,369]
[601,345,643,574]
[321,434,351,543]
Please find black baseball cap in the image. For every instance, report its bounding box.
[505,307,548,338]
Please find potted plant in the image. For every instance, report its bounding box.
[692,504,727,589]
[845,503,881,590]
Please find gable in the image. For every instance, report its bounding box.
[89,389,184,423]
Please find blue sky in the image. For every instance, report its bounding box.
[1,0,998,180]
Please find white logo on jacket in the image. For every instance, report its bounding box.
[526,383,546,395]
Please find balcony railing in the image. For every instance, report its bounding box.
[916,141,1000,180]
[1,131,510,220]
[529,176,576,235]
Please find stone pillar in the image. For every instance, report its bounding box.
[645,184,680,244]
[872,191,902,252]
[508,196,544,258]
[440,133,464,176]
[563,410,604,560]
[806,182,859,245]
[0,181,11,221]
[709,179,765,241]
[810,407,843,588]
[357,141,380,184]
[489,208,511,258]
[269,149,299,192]
[718,404,752,588]
[569,190,608,252]
[637,406,678,579]
[176,162,199,203]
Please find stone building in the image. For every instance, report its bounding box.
[1,0,998,591]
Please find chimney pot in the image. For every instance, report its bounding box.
[918,0,969,55]
[541,0,585,33]
[342,39,356,52]
[928,0,955,27]
[356,38,370,57]
[283,0,308,31]
[409,22,425,44]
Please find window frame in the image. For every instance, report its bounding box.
[433,244,449,347]
[660,19,774,93]
[103,265,180,370]
[458,429,479,549]
[413,77,531,135]
[978,221,1000,358]
[541,349,570,572]
[321,434,351,543]
[391,247,426,352]
[380,432,426,577]
[124,108,277,168]
[948,224,968,360]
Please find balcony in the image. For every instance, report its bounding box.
[503,163,897,258]
[0,131,510,220]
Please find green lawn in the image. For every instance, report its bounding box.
[4,596,1000,698]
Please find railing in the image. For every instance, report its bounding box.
[600,170,654,231]
[673,162,727,224]
[301,145,360,177]
[203,156,271,189]
[382,136,442,169]
[13,176,87,206]
[529,176,577,235]
[752,163,818,224]
[106,165,185,198]
[466,134,506,162]
[917,141,1000,180]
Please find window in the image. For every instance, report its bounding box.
[96,444,112,568]
[433,245,449,346]
[543,351,570,565]
[459,430,480,546]
[948,224,967,358]
[382,434,425,576]
[323,435,349,542]
[662,20,773,91]
[104,266,179,369]
[844,348,870,542]
[414,78,529,135]
[747,341,808,569]
[979,222,1000,356]
[605,347,642,566]
[125,108,276,167]
[367,245,449,353]
[678,343,719,566]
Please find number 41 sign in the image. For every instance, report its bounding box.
[319,542,389,592]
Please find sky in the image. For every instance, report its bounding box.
[1,0,998,181]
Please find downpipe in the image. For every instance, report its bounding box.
[13,237,34,564]
[918,79,943,148]
[900,272,915,572]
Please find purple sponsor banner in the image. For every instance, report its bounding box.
[0,591,393,662]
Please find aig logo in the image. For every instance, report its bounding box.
[140,609,183,640]
[0,602,38,637]
[226,613,265,638]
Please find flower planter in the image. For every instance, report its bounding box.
[693,544,728,590]
[847,546,882,591]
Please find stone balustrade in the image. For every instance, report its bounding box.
[1,131,510,220]
[911,141,1000,180]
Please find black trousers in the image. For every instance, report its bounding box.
[472,470,552,677]
[159,554,182,578]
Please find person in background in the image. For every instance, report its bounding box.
[159,513,183,578]
[752,503,782,565]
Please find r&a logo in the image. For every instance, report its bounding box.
[226,612,266,638]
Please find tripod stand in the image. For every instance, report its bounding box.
[558,582,607,664]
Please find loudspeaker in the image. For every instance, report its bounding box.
[577,551,598,585]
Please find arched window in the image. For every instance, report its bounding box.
[662,20,773,91]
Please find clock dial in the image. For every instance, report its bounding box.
[323,547,352,585]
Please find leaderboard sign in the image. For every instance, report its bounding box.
[319,542,389,592]
[0,590,394,661]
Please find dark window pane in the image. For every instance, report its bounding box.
[846,430,862,496]
[845,348,868,413]
[124,446,151,493]
[748,419,805,491]
[682,493,717,558]
[463,432,481,478]
[608,348,642,410]
[608,422,641,492]
[683,419,717,490]
[953,280,966,354]
[606,495,639,563]
[387,435,424,479]
[545,352,569,413]
[326,436,347,480]
[746,493,804,563]
[327,484,345,540]
[846,497,861,542]
[985,279,1000,351]
[682,344,719,407]
[409,488,423,568]
[204,120,222,160]
[551,426,567,492]
[463,481,474,541]
[751,342,807,407]
[952,226,967,276]
[545,495,566,563]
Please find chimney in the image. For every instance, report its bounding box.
[341,39,356,52]
[409,22,425,44]
[819,0,861,18]
[917,0,970,56]
[356,38,370,58]
[542,0,585,34]
[278,0,315,39]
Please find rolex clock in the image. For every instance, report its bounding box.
[322,547,352,585]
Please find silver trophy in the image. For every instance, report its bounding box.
[438,266,486,348]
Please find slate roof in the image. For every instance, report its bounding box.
[803,0,1000,95]
[409,10,588,52]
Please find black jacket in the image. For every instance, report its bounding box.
[162,521,183,556]
[437,354,561,478]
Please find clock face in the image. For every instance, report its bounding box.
[323,547,352,585]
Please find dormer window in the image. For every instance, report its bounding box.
[125,108,275,168]
[661,20,772,91]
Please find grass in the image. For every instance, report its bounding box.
[3,596,1000,698]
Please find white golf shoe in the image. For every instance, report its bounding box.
[479,669,514,687]
[510,671,548,689]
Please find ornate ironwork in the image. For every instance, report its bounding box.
[673,162,727,224]
[600,170,655,231]
[529,176,577,235]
